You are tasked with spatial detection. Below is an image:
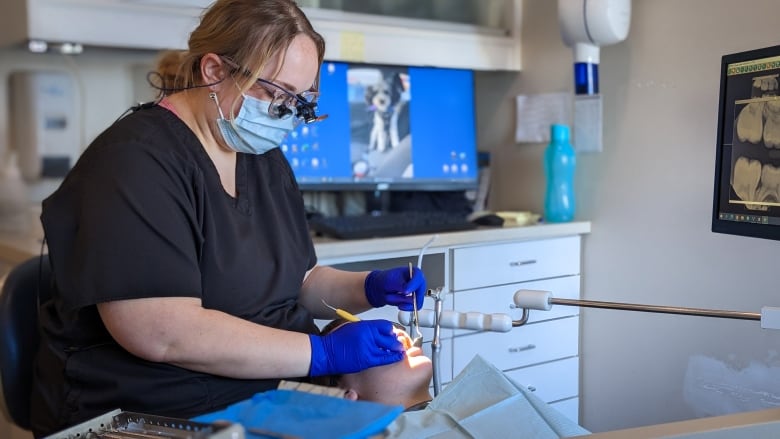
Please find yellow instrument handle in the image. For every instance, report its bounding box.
[322,298,361,322]
[335,308,361,322]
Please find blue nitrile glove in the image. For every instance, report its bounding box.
[364,266,427,311]
[308,319,404,377]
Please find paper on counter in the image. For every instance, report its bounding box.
[515,93,572,143]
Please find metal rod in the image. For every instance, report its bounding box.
[551,298,761,321]
[429,288,443,397]
[511,308,530,327]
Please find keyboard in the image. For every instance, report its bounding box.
[308,211,477,240]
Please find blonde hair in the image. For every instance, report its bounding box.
[153,0,325,99]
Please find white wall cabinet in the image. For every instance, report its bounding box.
[0,0,523,71]
[0,0,201,51]
[301,5,522,71]
[297,0,514,30]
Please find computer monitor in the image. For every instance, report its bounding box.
[712,44,780,241]
[281,61,479,192]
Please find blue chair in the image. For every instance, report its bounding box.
[0,255,51,431]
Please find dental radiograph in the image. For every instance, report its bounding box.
[732,74,780,208]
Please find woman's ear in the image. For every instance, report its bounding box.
[343,389,359,401]
[200,53,227,90]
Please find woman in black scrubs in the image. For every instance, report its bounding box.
[29,0,426,436]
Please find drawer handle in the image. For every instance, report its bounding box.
[509,259,537,267]
[508,344,536,353]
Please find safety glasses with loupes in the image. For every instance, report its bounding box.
[221,57,327,124]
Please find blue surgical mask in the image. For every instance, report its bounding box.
[212,93,295,155]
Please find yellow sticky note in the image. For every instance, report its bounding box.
[340,31,365,62]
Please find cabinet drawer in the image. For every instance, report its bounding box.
[550,397,580,424]
[453,316,579,373]
[452,275,580,336]
[451,236,580,291]
[504,356,578,404]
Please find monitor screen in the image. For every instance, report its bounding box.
[712,44,780,241]
[281,61,479,191]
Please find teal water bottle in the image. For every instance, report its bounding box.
[544,124,576,223]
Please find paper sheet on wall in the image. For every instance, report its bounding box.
[515,92,572,143]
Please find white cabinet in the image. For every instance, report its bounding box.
[0,0,523,71]
[301,5,522,71]
[453,316,578,372]
[448,235,582,423]
[297,0,514,30]
[0,0,201,50]
[451,236,580,290]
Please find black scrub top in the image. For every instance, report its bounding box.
[30,106,318,437]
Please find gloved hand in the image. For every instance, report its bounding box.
[308,319,404,377]
[364,266,427,311]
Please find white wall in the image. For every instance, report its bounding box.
[478,0,780,433]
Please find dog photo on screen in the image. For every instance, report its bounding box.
[347,66,411,179]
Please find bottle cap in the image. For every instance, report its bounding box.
[550,124,570,142]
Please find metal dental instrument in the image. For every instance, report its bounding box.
[321,298,360,322]
[408,234,438,348]
[429,286,444,397]
[409,262,423,348]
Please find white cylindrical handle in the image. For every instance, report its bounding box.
[398,310,437,327]
[398,310,513,332]
[513,289,553,311]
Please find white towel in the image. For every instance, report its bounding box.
[385,355,590,438]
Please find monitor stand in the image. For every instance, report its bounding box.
[365,189,391,216]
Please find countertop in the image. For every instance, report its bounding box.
[0,210,591,267]
[576,407,780,438]
[313,221,591,262]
